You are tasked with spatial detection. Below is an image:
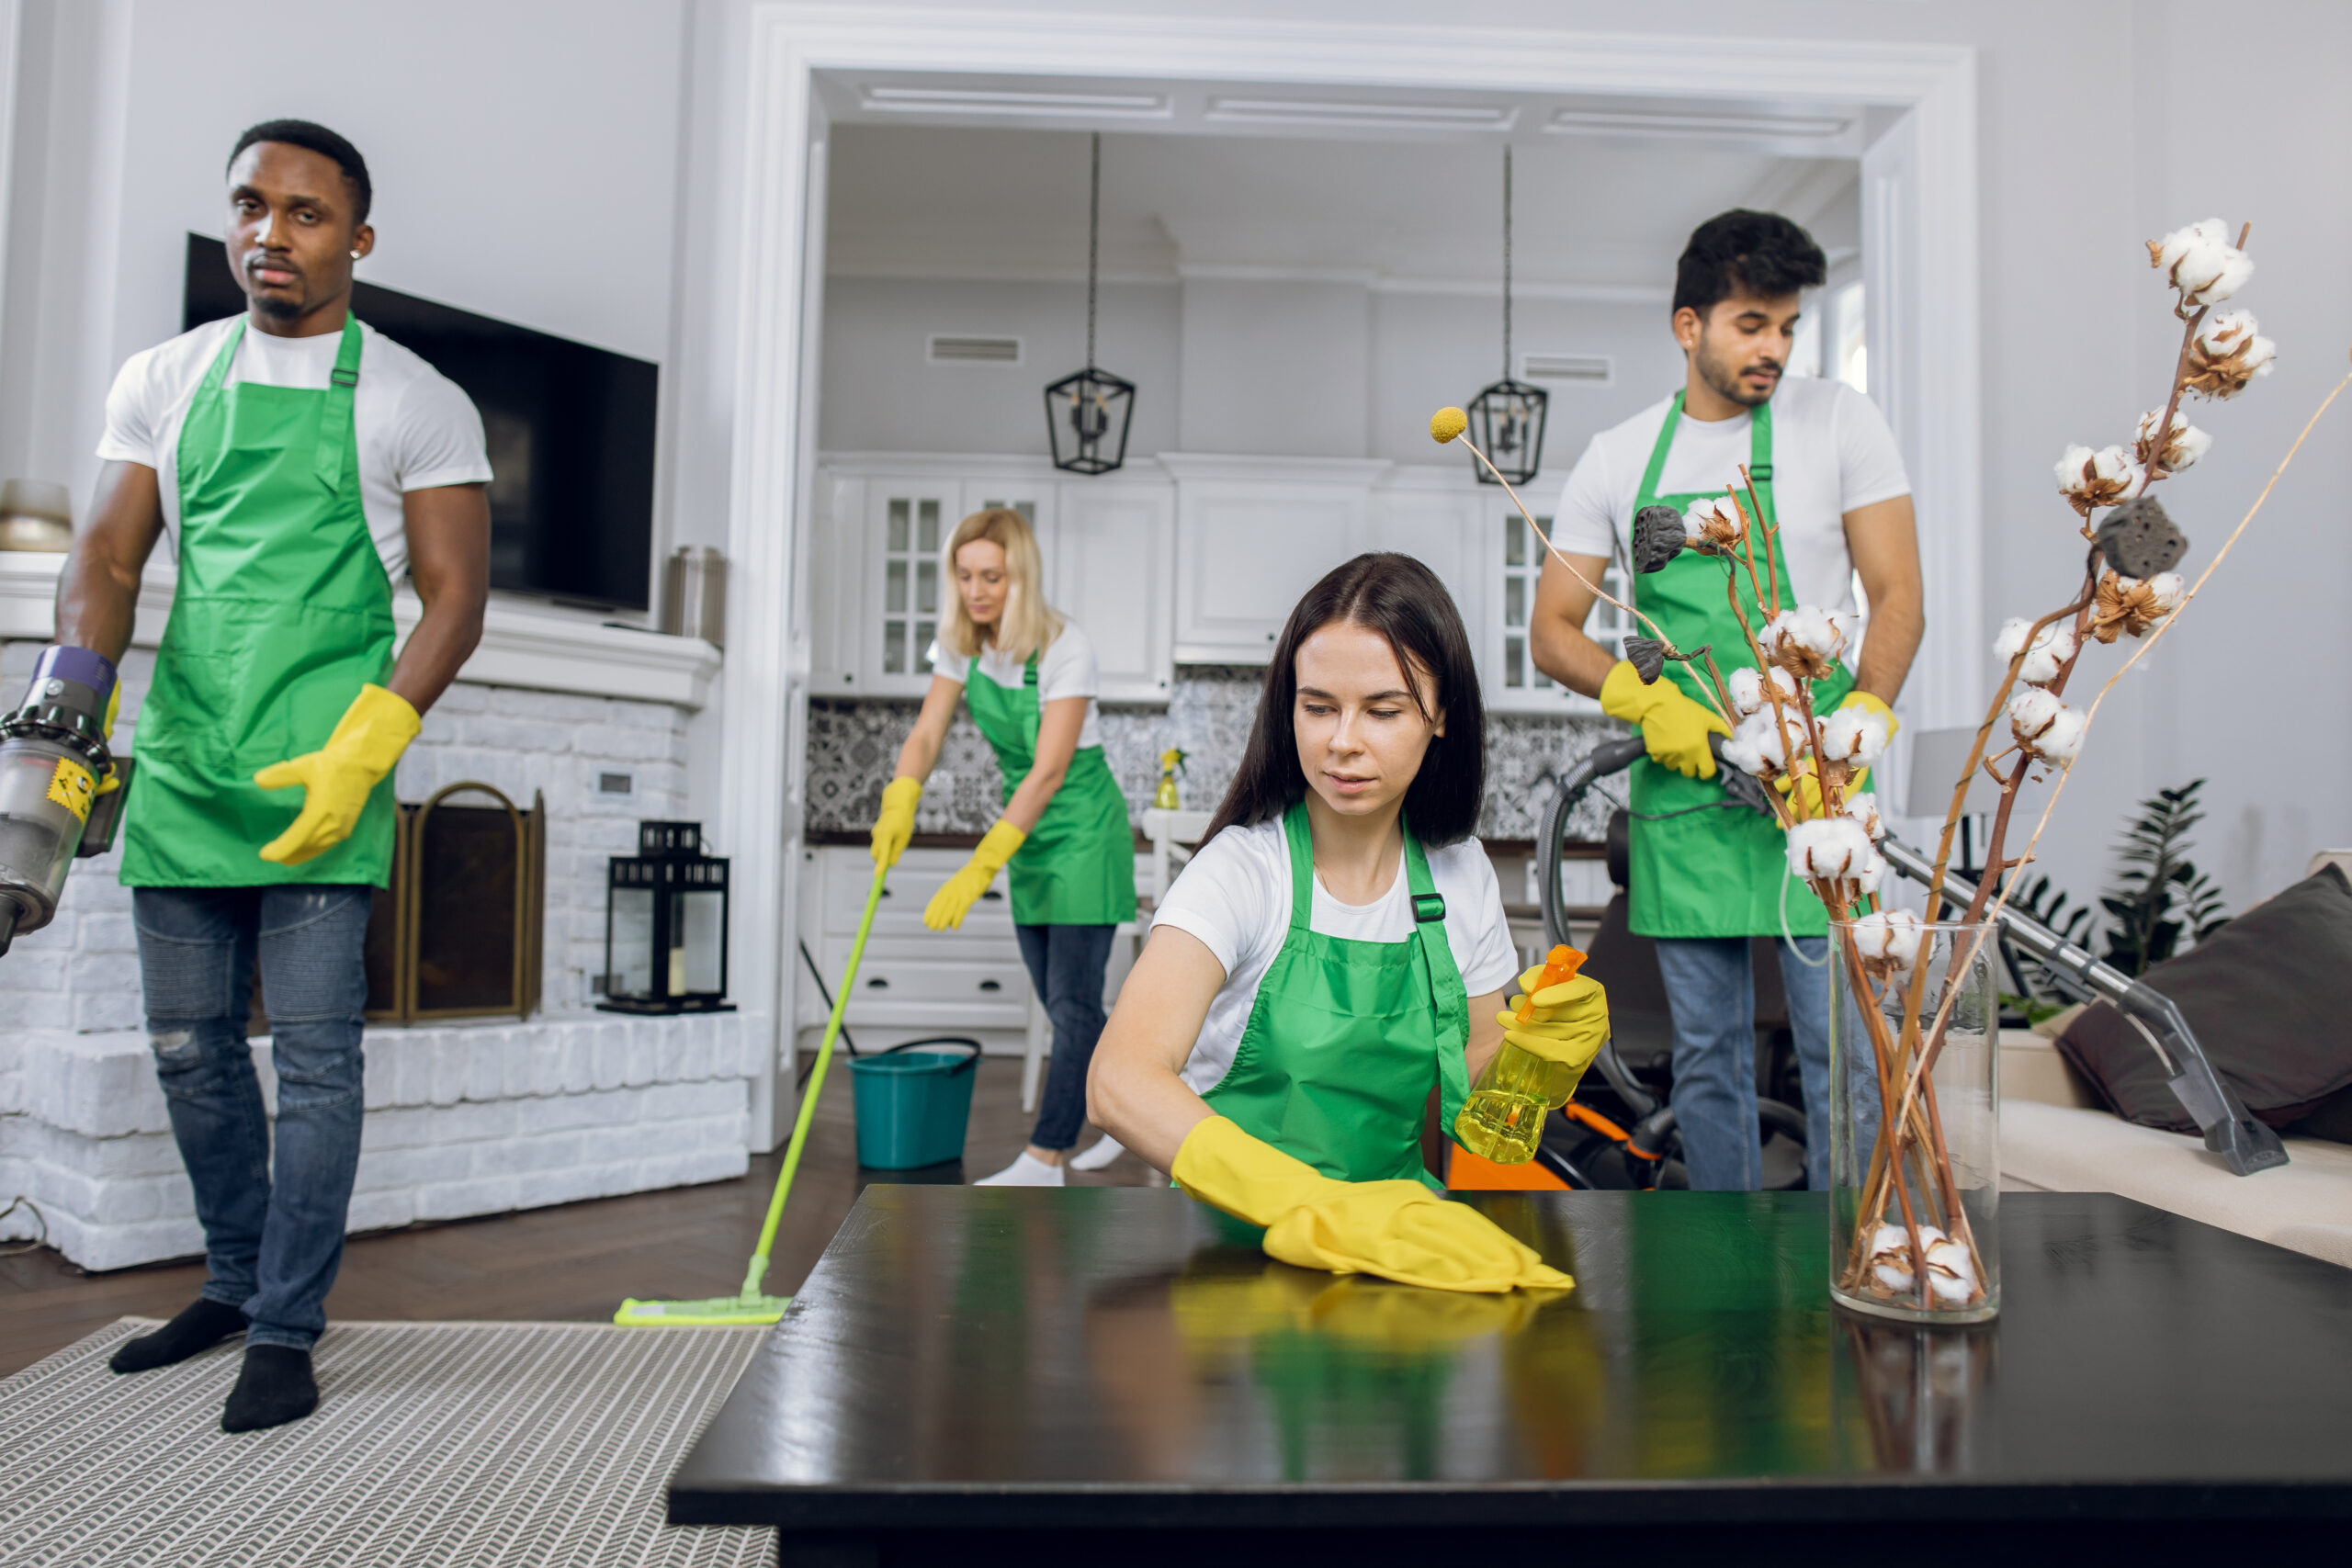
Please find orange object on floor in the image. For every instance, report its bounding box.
[1446,1144,1572,1191]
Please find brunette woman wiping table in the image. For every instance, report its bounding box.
[871,507,1137,1186]
[1086,554,1609,1292]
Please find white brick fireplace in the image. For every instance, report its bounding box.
[0,555,740,1270]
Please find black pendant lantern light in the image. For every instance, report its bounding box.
[1467,145,1546,486]
[1045,133,1135,476]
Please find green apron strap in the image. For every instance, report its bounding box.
[1634,390,1685,505]
[197,320,245,398]
[1747,398,1775,525]
[1282,802,1316,932]
[1401,827,1473,1138]
[315,317,362,494]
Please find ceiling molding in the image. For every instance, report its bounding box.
[824,258,1669,303]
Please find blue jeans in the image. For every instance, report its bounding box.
[1654,935,1833,1191]
[1014,923,1115,1152]
[133,885,372,1351]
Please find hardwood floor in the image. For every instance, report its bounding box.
[0,1057,1148,1377]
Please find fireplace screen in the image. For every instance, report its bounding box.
[363,784,546,1023]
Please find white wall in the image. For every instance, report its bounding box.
[818,276,1181,457]
[0,0,689,515]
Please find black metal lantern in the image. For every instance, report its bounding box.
[1468,146,1546,486]
[1045,133,1135,476]
[596,819,734,1015]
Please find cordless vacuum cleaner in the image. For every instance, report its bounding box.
[0,645,132,955]
[1534,733,2288,1177]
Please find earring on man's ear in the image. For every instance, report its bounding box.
[350,250,362,259]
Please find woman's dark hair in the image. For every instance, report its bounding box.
[1672,209,1826,316]
[1204,553,1485,848]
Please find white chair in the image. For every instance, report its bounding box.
[1018,810,1210,1115]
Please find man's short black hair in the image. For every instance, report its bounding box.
[228,119,371,225]
[1673,209,1826,316]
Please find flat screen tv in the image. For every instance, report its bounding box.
[183,233,658,611]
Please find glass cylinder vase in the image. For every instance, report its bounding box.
[1826,918,1999,1324]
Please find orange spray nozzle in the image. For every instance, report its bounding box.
[1515,944,1586,1025]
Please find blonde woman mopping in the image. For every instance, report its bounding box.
[871,508,1137,1184]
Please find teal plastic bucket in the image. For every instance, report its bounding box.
[849,1039,982,1169]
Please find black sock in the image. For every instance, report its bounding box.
[220,1344,319,1433]
[108,1297,249,1374]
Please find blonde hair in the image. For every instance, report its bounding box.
[942,507,1063,663]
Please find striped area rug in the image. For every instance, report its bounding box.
[0,1319,770,1567]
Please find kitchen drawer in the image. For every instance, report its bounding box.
[822,848,1013,939]
[822,937,1032,1029]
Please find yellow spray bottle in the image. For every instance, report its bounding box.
[1153,748,1188,810]
[1453,944,1588,1165]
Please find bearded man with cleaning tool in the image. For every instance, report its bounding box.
[41,122,491,1430]
[1529,209,1923,1192]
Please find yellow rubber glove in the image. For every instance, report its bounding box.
[870,776,922,870]
[922,818,1025,930]
[1171,1116,1574,1294]
[254,683,420,865]
[1496,964,1611,1106]
[1600,659,1729,781]
[1774,690,1897,819]
[96,678,123,795]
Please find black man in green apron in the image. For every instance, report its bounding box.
[1081,554,1607,1292]
[55,122,491,1430]
[874,508,1137,1187]
[1528,209,1923,1191]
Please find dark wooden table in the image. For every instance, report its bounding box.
[671,1189,2352,1564]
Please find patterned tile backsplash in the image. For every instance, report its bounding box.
[805,668,1625,844]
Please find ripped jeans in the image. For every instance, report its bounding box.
[133,886,372,1351]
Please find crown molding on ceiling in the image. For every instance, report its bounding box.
[824,256,1670,304]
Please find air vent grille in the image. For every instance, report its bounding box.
[927,334,1023,366]
[1521,353,1613,384]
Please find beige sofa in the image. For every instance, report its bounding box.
[1998,1029,2352,1268]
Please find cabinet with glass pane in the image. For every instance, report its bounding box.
[855,481,957,695]
[1487,503,1609,715]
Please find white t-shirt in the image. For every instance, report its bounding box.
[1152,818,1522,1098]
[1553,376,1910,615]
[930,621,1102,750]
[96,316,492,586]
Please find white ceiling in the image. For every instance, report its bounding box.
[820,73,1863,295]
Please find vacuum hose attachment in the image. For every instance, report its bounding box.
[0,645,122,953]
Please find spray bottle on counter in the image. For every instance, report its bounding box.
[1153,748,1188,810]
[0,645,132,954]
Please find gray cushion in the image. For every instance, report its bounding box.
[2056,864,2352,1133]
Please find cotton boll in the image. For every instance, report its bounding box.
[1763,605,1844,679]
[2034,705,2087,761]
[2146,572,2185,615]
[1996,620,2078,687]
[1816,704,1891,767]
[1867,1223,1951,1295]
[1788,817,1876,882]
[2007,686,2062,735]
[2055,444,2147,511]
[1843,792,1886,842]
[2186,310,2278,400]
[1851,908,1928,973]
[2133,408,2211,473]
[1724,706,1807,777]
[2151,218,2253,306]
[2010,687,2086,762]
[1924,1237,1979,1303]
[1682,495,1746,550]
[1728,664,1796,716]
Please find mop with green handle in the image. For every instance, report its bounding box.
[614,863,887,1326]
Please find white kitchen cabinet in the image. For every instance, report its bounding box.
[1480,490,1607,716]
[815,456,1173,705]
[1364,475,1485,631]
[1054,479,1174,700]
[1162,455,1388,665]
[853,479,957,698]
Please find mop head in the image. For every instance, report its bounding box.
[613,1292,792,1327]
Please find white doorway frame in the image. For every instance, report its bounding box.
[717,4,1982,1128]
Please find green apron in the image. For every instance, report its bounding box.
[964,648,1137,926]
[1201,804,1472,1188]
[1626,393,1853,939]
[122,318,399,888]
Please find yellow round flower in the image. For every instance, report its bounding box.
[1429,406,1468,445]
